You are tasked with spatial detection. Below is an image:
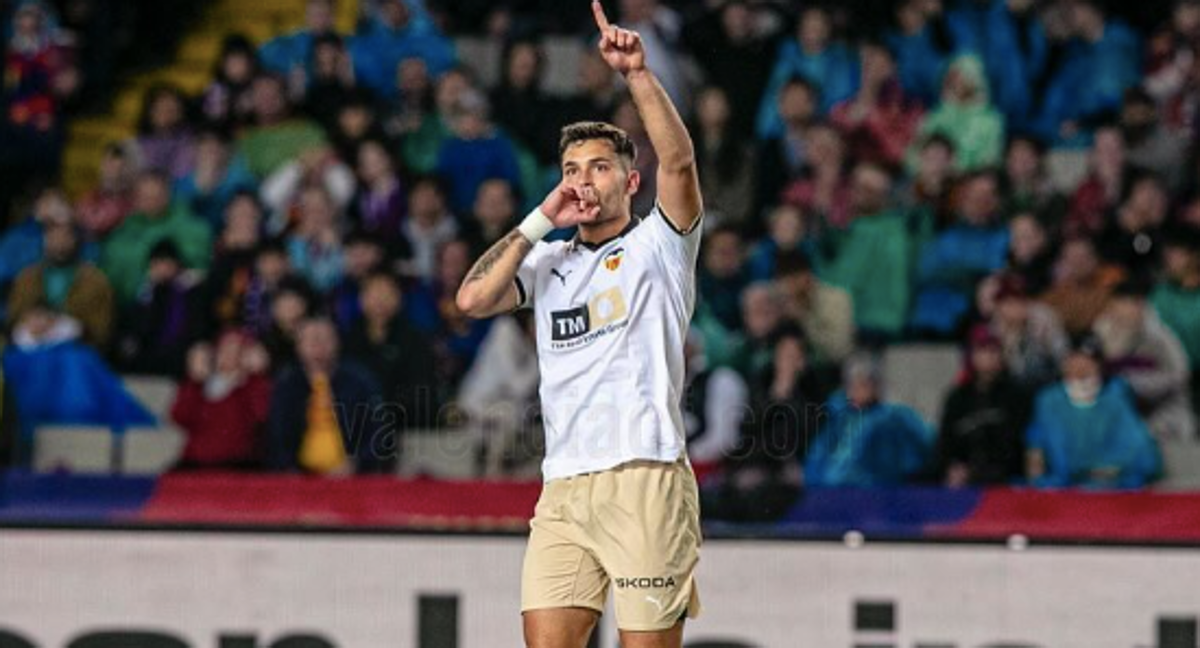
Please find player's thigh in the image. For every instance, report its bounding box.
[618,620,685,648]
[522,521,609,614]
[592,460,702,632]
[523,607,601,648]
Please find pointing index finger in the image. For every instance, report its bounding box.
[592,0,612,32]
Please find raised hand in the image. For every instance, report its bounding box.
[541,182,601,228]
[592,0,645,75]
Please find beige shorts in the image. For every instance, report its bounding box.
[521,457,702,632]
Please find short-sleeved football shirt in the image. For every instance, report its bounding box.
[515,204,702,481]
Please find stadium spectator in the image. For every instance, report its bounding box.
[1005,212,1056,297]
[1121,87,1189,190]
[267,317,391,475]
[910,54,1004,171]
[380,57,433,141]
[804,353,933,487]
[754,78,819,215]
[258,0,337,77]
[782,124,852,228]
[401,66,472,174]
[329,231,386,331]
[457,312,541,477]
[461,178,517,255]
[1026,336,1161,489]
[1067,125,1130,236]
[1042,236,1124,336]
[200,35,259,131]
[885,0,949,108]
[681,330,748,472]
[1094,280,1195,441]
[615,0,692,115]
[757,6,856,138]
[407,239,491,390]
[774,250,854,367]
[349,0,455,98]
[343,272,438,430]
[203,193,265,334]
[490,40,557,165]
[170,331,272,470]
[349,139,406,244]
[261,276,317,372]
[731,281,785,381]
[819,163,912,341]
[999,136,1063,224]
[900,133,957,229]
[698,226,749,333]
[682,0,783,138]
[261,146,356,233]
[3,305,154,457]
[936,325,1031,487]
[693,86,757,231]
[829,40,923,170]
[1152,224,1200,411]
[134,84,195,180]
[75,141,139,239]
[1033,0,1142,146]
[301,34,359,127]
[100,171,212,303]
[1098,172,1169,281]
[283,185,345,294]
[910,171,1010,336]
[435,89,522,215]
[238,74,328,179]
[6,217,113,349]
[0,0,76,222]
[326,89,389,161]
[113,240,203,376]
[174,128,257,231]
[990,273,1070,391]
[0,190,92,317]
[701,325,813,523]
[945,0,1046,129]
[1144,0,1200,132]
[558,48,620,126]
[401,175,459,281]
[746,205,812,281]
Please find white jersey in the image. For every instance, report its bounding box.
[515,204,702,481]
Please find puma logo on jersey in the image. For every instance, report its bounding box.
[550,268,573,285]
[645,595,665,612]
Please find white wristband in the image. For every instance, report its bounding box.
[517,207,554,242]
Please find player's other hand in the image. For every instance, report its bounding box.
[592,1,645,75]
[541,182,601,228]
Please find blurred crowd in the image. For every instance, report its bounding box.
[0,0,1199,511]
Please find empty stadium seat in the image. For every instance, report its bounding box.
[882,343,962,425]
[120,426,186,476]
[32,425,114,474]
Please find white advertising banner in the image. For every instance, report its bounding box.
[0,530,1198,648]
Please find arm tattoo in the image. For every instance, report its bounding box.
[464,230,531,284]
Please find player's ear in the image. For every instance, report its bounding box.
[626,169,641,196]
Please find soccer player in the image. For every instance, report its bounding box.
[454,3,703,647]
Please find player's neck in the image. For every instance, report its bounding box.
[578,212,633,245]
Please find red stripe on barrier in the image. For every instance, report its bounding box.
[140,473,542,531]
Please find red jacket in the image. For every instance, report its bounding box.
[171,374,272,467]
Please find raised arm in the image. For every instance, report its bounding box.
[592,1,701,232]
[456,182,602,319]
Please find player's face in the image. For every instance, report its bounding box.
[561,139,637,223]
